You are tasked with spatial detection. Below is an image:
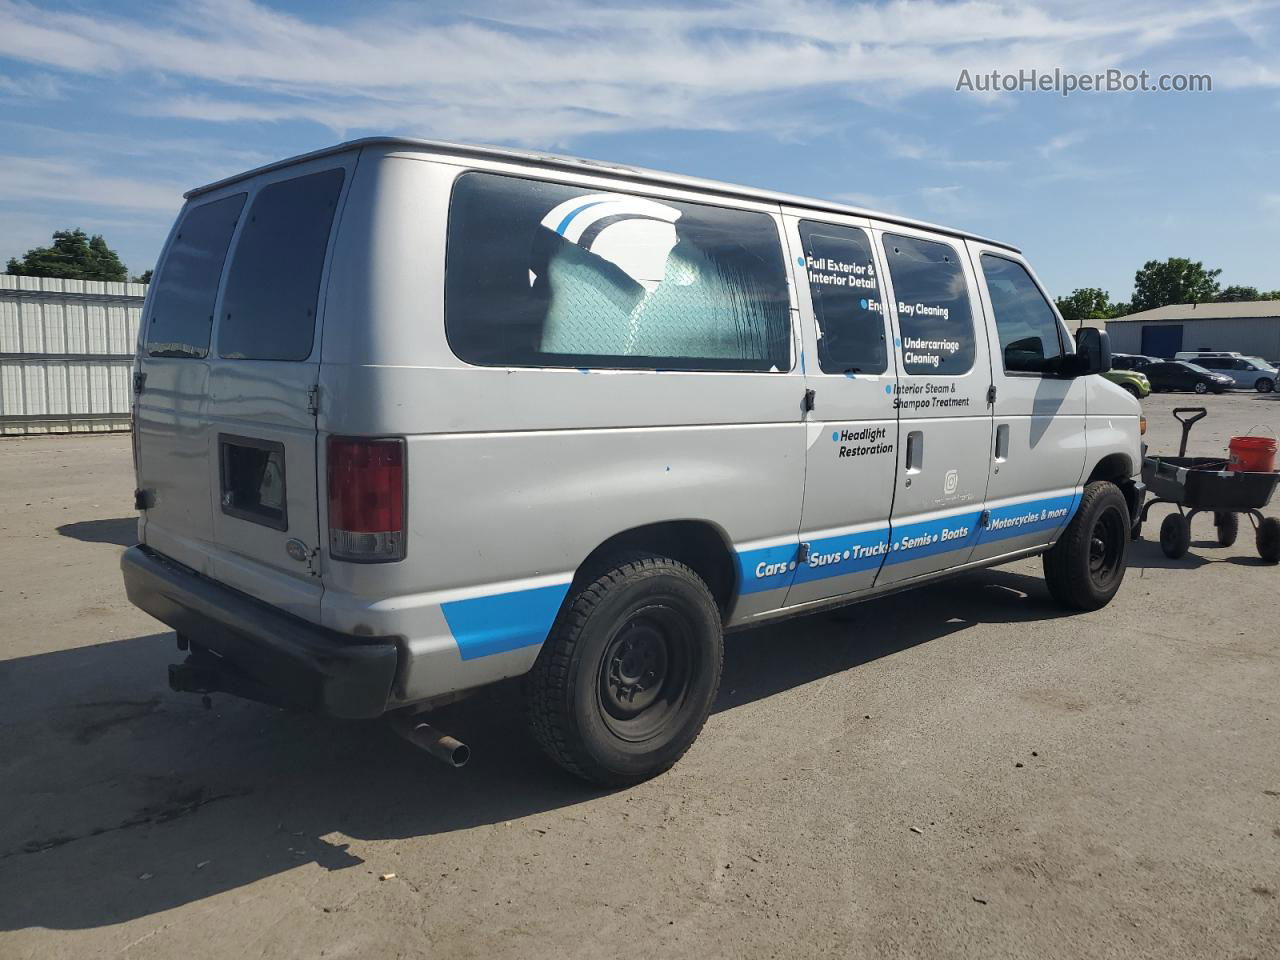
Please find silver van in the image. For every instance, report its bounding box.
[122,138,1143,784]
[1180,353,1277,392]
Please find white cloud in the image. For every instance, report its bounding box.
[1037,130,1088,157]
[0,155,182,213]
[0,0,1274,144]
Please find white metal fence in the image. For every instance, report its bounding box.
[0,275,145,435]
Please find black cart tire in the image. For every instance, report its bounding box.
[1193,382,1209,394]
[1043,481,1131,611]
[1215,511,1239,547]
[1160,513,1190,558]
[1256,378,1274,393]
[1257,517,1280,563]
[526,553,723,786]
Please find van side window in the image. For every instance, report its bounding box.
[145,193,246,358]
[217,168,345,361]
[981,254,1065,374]
[798,221,886,375]
[445,172,791,372]
[883,234,975,376]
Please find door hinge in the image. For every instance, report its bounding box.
[307,546,321,577]
[986,384,997,405]
[802,388,816,413]
[133,371,147,396]
[306,385,320,416]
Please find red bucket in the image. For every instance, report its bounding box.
[1228,429,1277,473]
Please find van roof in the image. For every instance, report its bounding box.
[185,136,1020,254]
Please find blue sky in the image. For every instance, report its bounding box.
[0,0,1277,302]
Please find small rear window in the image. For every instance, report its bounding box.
[145,193,246,358]
[217,168,345,361]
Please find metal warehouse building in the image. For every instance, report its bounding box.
[1106,300,1280,361]
[0,275,146,435]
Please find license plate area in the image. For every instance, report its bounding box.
[219,434,288,531]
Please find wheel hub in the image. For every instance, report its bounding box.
[603,622,668,716]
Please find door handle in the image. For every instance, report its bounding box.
[994,423,1010,462]
[905,430,924,473]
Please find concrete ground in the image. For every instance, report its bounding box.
[1,391,1278,959]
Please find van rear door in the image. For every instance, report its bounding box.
[134,191,247,575]
[202,161,351,620]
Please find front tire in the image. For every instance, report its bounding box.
[1193,382,1209,394]
[1043,481,1130,610]
[526,554,723,786]
[1256,378,1274,394]
[1122,383,1142,400]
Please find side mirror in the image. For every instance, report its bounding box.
[1069,327,1111,377]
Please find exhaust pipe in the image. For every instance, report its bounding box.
[392,715,470,768]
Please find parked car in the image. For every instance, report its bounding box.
[1143,360,1234,394]
[1191,355,1277,392]
[121,137,1142,785]
[1103,368,1150,399]
[1112,353,1158,371]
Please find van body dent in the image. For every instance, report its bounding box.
[122,138,1143,784]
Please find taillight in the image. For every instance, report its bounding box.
[327,437,406,562]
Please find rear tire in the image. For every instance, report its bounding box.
[1160,513,1190,558]
[1215,511,1239,547]
[1043,481,1130,611]
[526,553,723,786]
[1257,378,1275,393]
[1257,518,1280,564]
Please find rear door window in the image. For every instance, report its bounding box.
[217,168,345,361]
[797,221,887,375]
[445,172,791,372]
[145,193,246,358]
[882,234,975,376]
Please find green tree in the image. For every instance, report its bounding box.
[6,229,128,282]
[133,269,153,284]
[1215,284,1261,302]
[1130,257,1221,312]
[1055,287,1115,326]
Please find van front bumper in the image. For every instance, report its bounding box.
[121,545,399,719]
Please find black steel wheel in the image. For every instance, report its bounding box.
[1044,481,1131,610]
[1215,511,1239,547]
[1160,512,1190,558]
[526,553,722,785]
[1257,517,1280,564]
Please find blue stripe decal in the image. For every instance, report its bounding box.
[976,492,1079,545]
[791,527,891,583]
[441,583,571,661]
[882,511,984,566]
[442,493,1082,658]
[554,201,606,236]
[737,543,799,595]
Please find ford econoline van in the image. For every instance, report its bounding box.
[122,138,1144,785]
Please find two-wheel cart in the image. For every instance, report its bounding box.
[1139,407,1280,562]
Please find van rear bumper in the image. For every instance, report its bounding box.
[121,545,399,719]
